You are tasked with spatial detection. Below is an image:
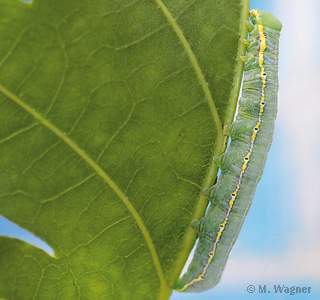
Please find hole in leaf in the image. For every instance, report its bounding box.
[0,216,53,255]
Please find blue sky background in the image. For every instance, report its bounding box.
[1,0,320,299]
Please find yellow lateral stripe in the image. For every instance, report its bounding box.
[177,21,267,292]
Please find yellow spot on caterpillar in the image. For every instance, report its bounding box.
[176,18,268,293]
[251,9,259,17]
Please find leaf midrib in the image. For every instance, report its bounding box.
[0,84,167,289]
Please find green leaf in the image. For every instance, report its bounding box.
[0,0,248,299]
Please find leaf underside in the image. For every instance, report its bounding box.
[0,0,244,299]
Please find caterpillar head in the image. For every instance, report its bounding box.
[250,9,282,32]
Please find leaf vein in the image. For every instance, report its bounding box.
[154,0,223,134]
[0,84,167,289]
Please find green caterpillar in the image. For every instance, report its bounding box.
[174,9,282,292]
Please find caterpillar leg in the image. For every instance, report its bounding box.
[239,38,249,46]
[191,219,202,232]
[202,186,213,199]
[237,55,247,62]
[213,154,225,167]
[223,124,233,136]
[246,20,254,32]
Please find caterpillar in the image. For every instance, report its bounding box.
[174,9,282,292]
